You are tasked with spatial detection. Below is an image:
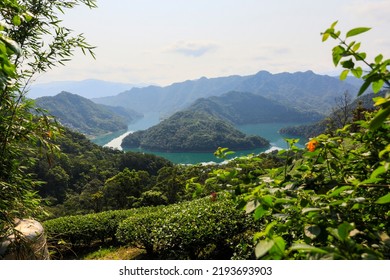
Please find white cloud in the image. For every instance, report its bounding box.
[167,41,218,57]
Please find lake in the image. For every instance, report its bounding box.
[91,115,309,164]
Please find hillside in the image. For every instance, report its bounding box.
[30,128,173,215]
[93,70,358,116]
[121,110,269,152]
[35,92,142,136]
[188,91,323,124]
[279,91,384,138]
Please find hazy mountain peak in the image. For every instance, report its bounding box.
[28,79,149,99]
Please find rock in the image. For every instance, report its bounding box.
[0,219,49,260]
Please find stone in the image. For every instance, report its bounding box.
[0,219,49,260]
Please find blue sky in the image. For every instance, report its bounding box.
[35,0,390,86]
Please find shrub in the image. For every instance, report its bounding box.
[116,195,250,259]
[43,208,152,247]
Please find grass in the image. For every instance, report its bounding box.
[83,246,145,260]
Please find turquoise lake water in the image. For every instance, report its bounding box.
[91,115,309,164]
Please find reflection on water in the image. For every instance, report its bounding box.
[92,117,311,164]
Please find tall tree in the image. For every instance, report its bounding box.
[0,0,96,244]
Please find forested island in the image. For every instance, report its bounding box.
[121,110,269,152]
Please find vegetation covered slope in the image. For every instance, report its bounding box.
[32,128,173,216]
[279,91,384,138]
[188,91,323,124]
[121,110,270,152]
[35,91,142,136]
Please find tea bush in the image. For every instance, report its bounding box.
[116,195,251,259]
[44,207,153,246]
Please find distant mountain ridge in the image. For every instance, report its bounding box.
[187,91,323,124]
[93,70,359,117]
[28,79,150,99]
[35,92,142,136]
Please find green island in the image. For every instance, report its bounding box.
[121,110,270,152]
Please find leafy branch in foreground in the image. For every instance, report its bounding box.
[321,21,390,130]
[1,0,96,253]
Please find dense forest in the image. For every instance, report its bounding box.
[32,128,176,216]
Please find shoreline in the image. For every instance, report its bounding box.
[103,131,132,150]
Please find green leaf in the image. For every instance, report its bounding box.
[373,96,390,106]
[12,15,22,26]
[1,37,22,55]
[358,79,371,96]
[254,206,268,220]
[255,239,274,258]
[369,106,390,130]
[261,195,273,207]
[302,207,321,214]
[372,79,384,93]
[356,52,367,61]
[271,236,286,255]
[290,243,328,254]
[376,193,390,204]
[337,222,354,241]
[346,27,371,38]
[341,59,355,69]
[375,54,383,64]
[340,69,349,80]
[351,67,363,78]
[328,186,352,197]
[332,45,345,66]
[322,32,330,42]
[370,165,386,179]
[352,42,361,52]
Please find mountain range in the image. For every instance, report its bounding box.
[187,91,322,124]
[93,70,359,117]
